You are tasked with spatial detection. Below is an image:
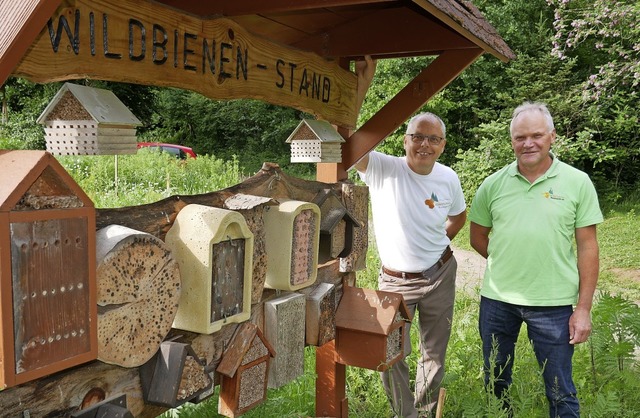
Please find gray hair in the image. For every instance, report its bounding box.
[407,112,446,137]
[510,102,555,135]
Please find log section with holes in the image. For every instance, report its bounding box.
[95,224,181,367]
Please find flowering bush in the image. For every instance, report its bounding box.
[548,0,639,100]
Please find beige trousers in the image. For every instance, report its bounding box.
[378,256,457,418]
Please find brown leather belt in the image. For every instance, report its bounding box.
[382,246,453,279]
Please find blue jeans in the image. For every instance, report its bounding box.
[479,296,580,418]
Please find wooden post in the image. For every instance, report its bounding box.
[435,387,446,418]
[315,340,347,417]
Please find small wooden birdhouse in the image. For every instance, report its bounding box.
[217,322,276,418]
[335,286,412,371]
[285,119,345,163]
[37,83,141,155]
[139,341,213,408]
[263,200,320,291]
[165,204,254,334]
[312,189,361,264]
[0,150,97,389]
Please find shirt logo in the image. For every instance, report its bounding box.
[543,188,565,201]
[425,192,438,208]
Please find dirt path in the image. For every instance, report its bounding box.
[451,246,486,294]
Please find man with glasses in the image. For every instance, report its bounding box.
[354,55,467,418]
[469,102,603,417]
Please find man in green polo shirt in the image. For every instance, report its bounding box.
[469,102,603,418]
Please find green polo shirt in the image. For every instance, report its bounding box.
[469,155,603,306]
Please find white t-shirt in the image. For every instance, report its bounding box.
[360,151,466,272]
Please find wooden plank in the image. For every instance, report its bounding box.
[11,218,93,375]
[14,0,358,129]
[216,322,258,377]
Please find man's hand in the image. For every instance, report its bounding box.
[355,55,377,112]
[568,307,592,344]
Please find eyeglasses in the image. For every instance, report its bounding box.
[406,133,444,145]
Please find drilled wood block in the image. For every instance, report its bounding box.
[300,283,336,346]
[264,292,306,388]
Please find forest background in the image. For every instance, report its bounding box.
[1,0,638,210]
[1,0,639,416]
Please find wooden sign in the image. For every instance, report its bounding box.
[14,0,358,129]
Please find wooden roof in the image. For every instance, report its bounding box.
[0,0,513,88]
[0,150,93,211]
[37,82,142,126]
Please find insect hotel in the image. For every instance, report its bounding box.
[37,82,141,156]
[312,189,361,264]
[217,322,276,418]
[335,286,411,371]
[0,150,97,388]
[139,340,212,408]
[263,200,321,291]
[165,204,254,334]
[286,119,345,163]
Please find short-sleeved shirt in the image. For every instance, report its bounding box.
[360,151,466,272]
[468,155,603,306]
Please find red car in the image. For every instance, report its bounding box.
[137,142,197,159]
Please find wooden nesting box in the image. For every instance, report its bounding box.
[139,341,212,408]
[165,204,253,334]
[223,194,278,305]
[0,150,97,389]
[285,119,345,163]
[263,200,320,291]
[312,189,361,264]
[264,292,306,388]
[218,322,275,418]
[37,82,141,155]
[300,282,336,347]
[335,286,411,371]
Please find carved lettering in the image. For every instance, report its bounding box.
[103,14,121,59]
[129,19,145,61]
[42,8,340,108]
[152,24,168,65]
[202,39,215,74]
[47,9,80,54]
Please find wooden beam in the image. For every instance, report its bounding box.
[153,0,394,17]
[316,58,351,183]
[315,340,348,418]
[341,47,483,169]
[0,0,63,86]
